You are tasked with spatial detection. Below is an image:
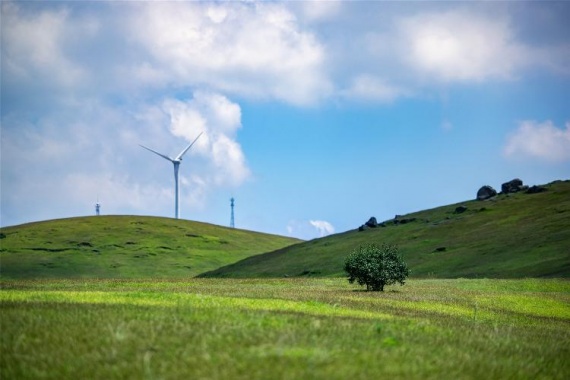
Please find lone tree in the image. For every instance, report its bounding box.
[344,243,410,291]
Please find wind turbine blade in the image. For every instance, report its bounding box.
[139,144,174,162]
[176,132,203,161]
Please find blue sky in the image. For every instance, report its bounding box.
[1,1,569,239]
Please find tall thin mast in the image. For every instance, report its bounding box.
[230,197,235,228]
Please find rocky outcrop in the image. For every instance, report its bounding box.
[455,205,468,214]
[501,178,528,194]
[359,216,380,231]
[477,185,497,201]
[526,185,547,194]
[365,217,378,228]
[394,216,417,225]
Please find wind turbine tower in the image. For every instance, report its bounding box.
[230,197,235,228]
[139,132,203,219]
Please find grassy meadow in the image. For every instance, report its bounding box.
[2,182,569,378]
[203,180,570,279]
[0,216,300,279]
[2,181,568,281]
[2,278,569,379]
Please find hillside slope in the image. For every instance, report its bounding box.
[0,216,300,279]
[201,180,570,279]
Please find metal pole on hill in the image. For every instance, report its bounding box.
[230,198,235,228]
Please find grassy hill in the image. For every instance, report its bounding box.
[201,180,570,279]
[0,216,300,279]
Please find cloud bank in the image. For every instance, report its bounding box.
[504,121,570,162]
[398,10,525,82]
[127,1,330,105]
[3,1,568,107]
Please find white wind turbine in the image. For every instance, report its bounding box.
[139,132,203,219]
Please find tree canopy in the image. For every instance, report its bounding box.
[344,244,410,291]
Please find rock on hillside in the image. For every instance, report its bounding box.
[358,217,380,231]
[501,178,528,194]
[477,185,497,200]
[526,185,547,194]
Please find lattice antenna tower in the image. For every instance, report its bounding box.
[230,197,235,228]
[95,196,101,216]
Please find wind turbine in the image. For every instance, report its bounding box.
[139,132,203,219]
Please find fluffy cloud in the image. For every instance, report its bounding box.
[398,10,525,82]
[161,92,250,187]
[309,220,335,237]
[2,1,331,106]
[286,219,335,240]
[1,3,85,87]
[328,5,564,102]
[3,1,567,108]
[504,120,570,162]
[127,1,330,105]
[298,0,341,22]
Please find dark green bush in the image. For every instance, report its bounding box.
[344,244,410,291]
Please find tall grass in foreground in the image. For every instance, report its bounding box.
[1,278,569,379]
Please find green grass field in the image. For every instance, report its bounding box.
[0,216,300,279]
[2,182,568,378]
[203,180,570,279]
[2,278,569,379]
[1,181,568,281]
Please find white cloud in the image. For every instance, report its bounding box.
[299,0,341,22]
[286,219,334,240]
[399,10,525,82]
[4,1,567,109]
[340,74,409,102]
[504,120,570,162]
[309,220,335,237]
[127,1,331,105]
[63,173,168,213]
[179,175,209,210]
[535,44,570,75]
[161,92,251,187]
[1,2,87,87]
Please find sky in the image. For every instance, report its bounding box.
[1,1,569,240]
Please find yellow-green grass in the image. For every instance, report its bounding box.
[202,180,570,279]
[2,278,569,379]
[0,216,300,279]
